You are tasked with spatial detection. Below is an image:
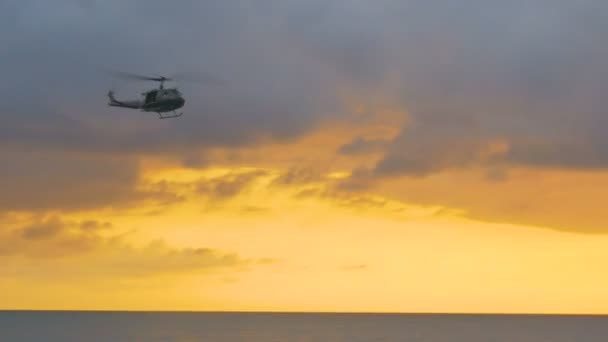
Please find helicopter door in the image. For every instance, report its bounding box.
[144,90,157,104]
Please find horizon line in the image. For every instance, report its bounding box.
[1,309,606,316]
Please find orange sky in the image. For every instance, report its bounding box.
[3,107,608,313]
[4,1,608,314]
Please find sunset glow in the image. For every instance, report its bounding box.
[3,0,608,314]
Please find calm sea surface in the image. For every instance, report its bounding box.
[1,311,607,341]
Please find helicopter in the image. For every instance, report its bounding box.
[107,73,185,119]
[106,71,223,119]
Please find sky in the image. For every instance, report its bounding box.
[2,0,608,313]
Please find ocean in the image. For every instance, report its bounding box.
[1,311,606,341]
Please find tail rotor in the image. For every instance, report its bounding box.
[107,89,117,104]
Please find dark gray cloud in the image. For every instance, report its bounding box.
[0,149,181,212]
[3,0,608,193]
[269,0,608,175]
[367,0,608,176]
[0,0,346,155]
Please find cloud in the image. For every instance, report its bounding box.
[79,220,113,231]
[338,137,390,156]
[20,218,65,240]
[88,240,251,278]
[3,0,608,171]
[269,0,608,176]
[0,149,181,213]
[6,1,608,172]
[0,1,349,157]
[0,215,269,280]
[197,170,268,200]
[4,0,608,236]
[0,216,108,258]
[272,167,326,186]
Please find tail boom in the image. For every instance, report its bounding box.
[107,91,141,109]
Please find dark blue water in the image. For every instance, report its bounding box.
[1,311,607,341]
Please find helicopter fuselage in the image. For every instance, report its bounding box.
[108,87,185,114]
[140,88,185,113]
[107,74,190,119]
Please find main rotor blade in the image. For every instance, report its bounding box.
[108,70,172,82]
[105,69,223,85]
[172,71,226,86]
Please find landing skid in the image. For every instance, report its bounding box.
[158,111,183,119]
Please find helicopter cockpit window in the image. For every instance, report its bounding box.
[145,91,157,104]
